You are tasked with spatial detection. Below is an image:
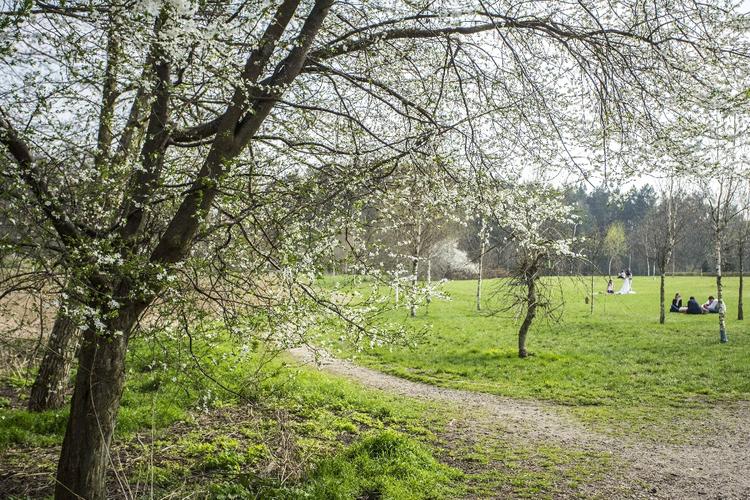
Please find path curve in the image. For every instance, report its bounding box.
[290,346,750,499]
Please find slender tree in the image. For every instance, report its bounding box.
[490,185,578,358]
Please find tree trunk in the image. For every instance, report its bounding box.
[738,240,744,321]
[518,267,538,358]
[28,314,78,411]
[410,256,418,317]
[476,235,485,312]
[715,237,728,343]
[659,273,666,324]
[607,256,613,277]
[426,257,432,305]
[55,301,144,500]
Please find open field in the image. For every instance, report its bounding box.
[319,276,750,439]
[1,275,748,498]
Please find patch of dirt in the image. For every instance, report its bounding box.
[0,290,57,340]
[290,346,750,499]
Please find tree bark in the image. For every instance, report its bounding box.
[659,273,666,325]
[55,301,145,499]
[518,264,538,358]
[476,230,485,312]
[28,314,78,411]
[409,255,419,317]
[426,257,431,305]
[715,236,728,343]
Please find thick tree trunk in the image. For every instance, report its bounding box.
[28,314,78,411]
[55,301,143,500]
[52,2,334,496]
[738,241,744,321]
[715,237,728,343]
[518,270,538,358]
[659,273,666,324]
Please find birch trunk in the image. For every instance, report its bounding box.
[715,236,728,343]
[410,256,419,317]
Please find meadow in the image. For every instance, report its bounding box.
[322,275,750,439]
[1,275,747,498]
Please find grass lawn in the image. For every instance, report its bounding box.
[1,275,745,497]
[319,275,750,438]
[2,327,616,498]
[0,331,464,499]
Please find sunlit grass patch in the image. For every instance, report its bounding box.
[320,276,750,437]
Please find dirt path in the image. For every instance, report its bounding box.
[290,346,750,499]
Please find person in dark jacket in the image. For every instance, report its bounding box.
[670,293,682,313]
[685,296,704,314]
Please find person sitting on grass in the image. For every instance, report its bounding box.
[670,293,682,313]
[702,295,719,313]
[607,279,614,294]
[682,296,704,314]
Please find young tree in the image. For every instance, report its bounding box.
[603,222,627,276]
[694,106,750,342]
[646,176,686,324]
[490,185,578,358]
[736,213,749,320]
[370,156,456,317]
[732,183,750,320]
[704,173,743,342]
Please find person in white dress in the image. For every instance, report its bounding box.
[615,269,634,294]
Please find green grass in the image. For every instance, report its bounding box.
[287,429,462,499]
[319,275,750,438]
[0,330,467,499]
[8,275,729,496]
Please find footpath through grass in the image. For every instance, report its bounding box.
[0,328,616,499]
[320,275,750,438]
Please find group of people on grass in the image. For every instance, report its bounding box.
[670,293,721,314]
[605,272,721,315]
